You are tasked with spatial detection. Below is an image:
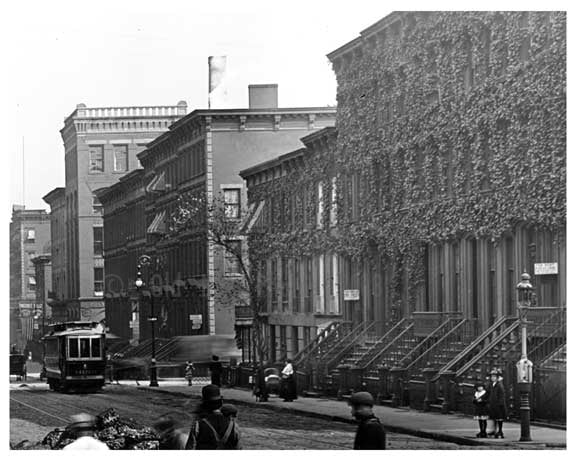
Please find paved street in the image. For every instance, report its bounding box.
[11,381,477,450]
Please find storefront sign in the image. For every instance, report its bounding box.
[344,289,360,301]
[534,262,558,275]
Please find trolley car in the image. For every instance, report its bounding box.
[43,321,106,392]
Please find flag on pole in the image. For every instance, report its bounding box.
[208,56,228,109]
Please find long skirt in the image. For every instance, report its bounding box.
[280,377,297,400]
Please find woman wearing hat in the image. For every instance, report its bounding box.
[488,368,507,438]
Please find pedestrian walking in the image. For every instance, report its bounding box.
[280,358,297,402]
[348,391,387,450]
[210,355,223,387]
[472,382,489,437]
[185,384,240,450]
[253,363,269,402]
[185,360,195,386]
[62,413,109,450]
[488,368,507,438]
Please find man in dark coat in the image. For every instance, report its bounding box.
[210,355,223,387]
[349,391,387,450]
[488,368,507,438]
[185,384,240,450]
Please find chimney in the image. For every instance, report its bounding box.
[248,84,278,109]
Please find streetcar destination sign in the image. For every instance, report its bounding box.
[534,262,558,275]
[344,289,360,301]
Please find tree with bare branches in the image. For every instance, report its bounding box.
[169,189,269,364]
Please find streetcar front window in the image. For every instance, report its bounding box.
[91,338,101,358]
[80,338,91,358]
[69,338,79,358]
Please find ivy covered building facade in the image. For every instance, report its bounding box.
[243,11,566,362]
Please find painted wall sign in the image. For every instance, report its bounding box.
[344,289,360,301]
[534,262,558,275]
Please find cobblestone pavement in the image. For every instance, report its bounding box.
[10,383,483,449]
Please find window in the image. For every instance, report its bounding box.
[292,326,299,354]
[330,177,337,226]
[281,258,289,307]
[223,189,241,218]
[113,145,128,172]
[271,258,278,311]
[316,182,324,228]
[28,275,36,291]
[27,251,36,267]
[89,145,104,173]
[93,227,103,256]
[224,241,242,276]
[68,338,79,358]
[293,258,300,313]
[91,338,101,358]
[92,194,103,215]
[80,338,91,357]
[94,268,104,296]
[25,228,35,242]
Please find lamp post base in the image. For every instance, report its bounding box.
[149,361,159,387]
[518,384,532,442]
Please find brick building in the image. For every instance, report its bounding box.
[48,102,187,324]
[98,85,336,343]
[9,206,51,350]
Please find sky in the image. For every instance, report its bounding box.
[2,0,392,214]
[2,0,570,216]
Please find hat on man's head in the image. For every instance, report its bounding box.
[201,384,222,402]
[212,355,219,361]
[349,391,375,407]
[221,403,238,417]
[489,368,502,377]
[68,413,97,431]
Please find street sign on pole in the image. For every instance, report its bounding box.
[344,289,360,301]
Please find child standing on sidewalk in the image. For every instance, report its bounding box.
[472,382,489,438]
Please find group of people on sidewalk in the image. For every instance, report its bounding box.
[472,368,508,439]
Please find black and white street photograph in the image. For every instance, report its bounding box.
[4,0,568,452]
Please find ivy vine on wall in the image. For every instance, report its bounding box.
[244,12,565,311]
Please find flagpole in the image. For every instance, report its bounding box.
[208,57,211,109]
[22,136,25,208]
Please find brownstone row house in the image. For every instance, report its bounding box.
[97,85,336,345]
[241,12,566,421]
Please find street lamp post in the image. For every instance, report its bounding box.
[135,255,159,387]
[516,272,534,442]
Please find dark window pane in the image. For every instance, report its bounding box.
[69,338,79,358]
[80,338,91,358]
[91,338,101,358]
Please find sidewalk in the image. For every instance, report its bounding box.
[129,379,566,449]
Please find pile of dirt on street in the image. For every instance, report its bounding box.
[12,408,161,450]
